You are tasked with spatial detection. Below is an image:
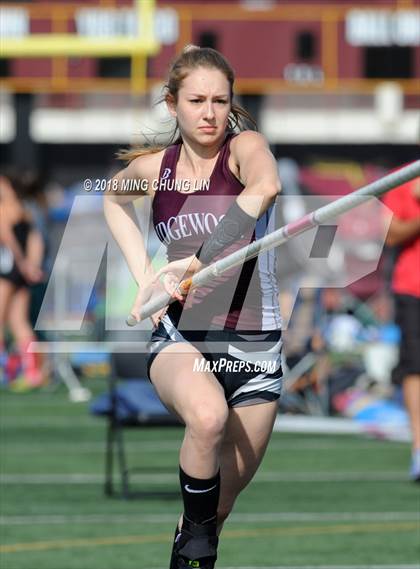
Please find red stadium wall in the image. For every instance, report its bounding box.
[1,0,418,95]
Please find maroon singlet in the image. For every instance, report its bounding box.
[152,132,281,331]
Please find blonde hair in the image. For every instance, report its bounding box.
[117,45,257,163]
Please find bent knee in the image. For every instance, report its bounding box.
[186,404,229,442]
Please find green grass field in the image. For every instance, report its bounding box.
[0,381,419,569]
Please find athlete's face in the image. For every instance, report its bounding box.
[168,67,231,145]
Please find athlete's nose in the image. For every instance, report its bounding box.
[204,101,215,120]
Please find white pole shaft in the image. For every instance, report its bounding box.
[128,160,420,325]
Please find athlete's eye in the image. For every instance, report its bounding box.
[190,99,202,104]
[216,100,228,105]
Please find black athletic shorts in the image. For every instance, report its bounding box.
[0,222,31,288]
[0,246,28,288]
[147,313,283,408]
[392,294,420,384]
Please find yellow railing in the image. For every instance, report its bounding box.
[0,0,157,93]
[0,1,418,95]
[1,1,158,56]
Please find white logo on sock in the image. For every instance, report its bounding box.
[184,483,217,494]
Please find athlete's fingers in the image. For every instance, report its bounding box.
[128,284,152,324]
[162,273,184,300]
[153,264,176,282]
[127,302,166,327]
[127,292,145,325]
[151,268,164,282]
[177,278,193,296]
[128,305,141,323]
[126,314,138,327]
[152,255,197,285]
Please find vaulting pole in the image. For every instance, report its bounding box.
[127,160,420,325]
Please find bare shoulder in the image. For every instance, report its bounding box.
[105,150,165,203]
[124,149,165,183]
[229,131,274,174]
[230,131,269,155]
[229,131,279,191]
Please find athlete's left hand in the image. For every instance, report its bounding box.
[129,275,168,327]
[153,254,203,301]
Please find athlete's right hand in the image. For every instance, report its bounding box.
[129,276,168,327]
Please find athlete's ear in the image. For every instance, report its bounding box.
[166,94,177,118]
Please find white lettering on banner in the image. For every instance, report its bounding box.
[0,7,29,38]
[283,64,324,85]
[1,5,179,45]
[75,8,179,44]
[346,10,420,46]
[154,8,179,45]
[76,9,137,37]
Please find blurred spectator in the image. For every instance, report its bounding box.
[19,171,52,339]
[0,171,46,389]
[383,177,420,482]
[20,171,50,269]
[283,284,400,416]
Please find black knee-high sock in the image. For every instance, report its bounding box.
[179,466,220,525]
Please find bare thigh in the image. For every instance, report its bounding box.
[149,343,228,425]
[7,286,32,340]
[218,401,278,521]
[0,279,16,331]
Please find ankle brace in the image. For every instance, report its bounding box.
[176,515,218,562]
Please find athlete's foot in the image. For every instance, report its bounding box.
[169,524,182,569]
[169,515,218,569]
[19,339,44,387]
[0,342,7,386]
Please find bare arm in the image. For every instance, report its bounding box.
[103,155,160,285]
[385,215,420,247]
[26,229,44,269]
[190,132,281,270]
[104,197,153,285]
[231,131,281,217]
[21,228,45,283]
